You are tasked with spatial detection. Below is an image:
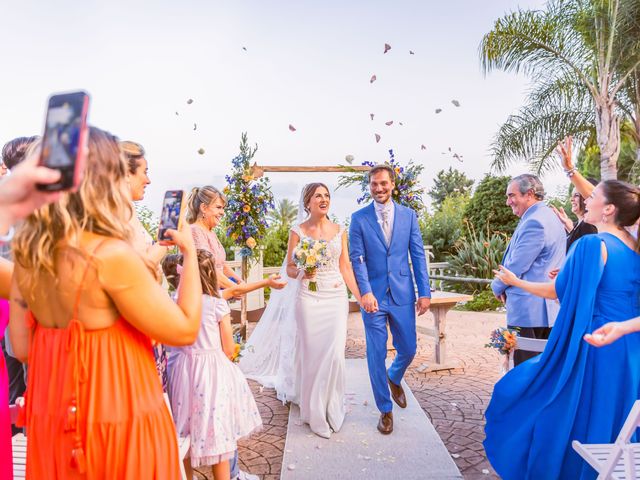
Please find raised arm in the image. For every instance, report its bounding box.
[339,231,362,303]
[557,136,595,199]
[491,220,545,298]
[8,273,29,362]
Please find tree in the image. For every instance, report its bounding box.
[267,198,298,230]
[420,194,470,261]
[427,168,474,211]
[135,204,159,241]
[464,175,519,235]
[480,0,640,179]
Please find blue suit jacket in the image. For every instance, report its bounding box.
[491,202,566,328]
[349,202,430,305]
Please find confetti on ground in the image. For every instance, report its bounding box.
[451,453,460,459]
[363,400,368,406]
[482,469,490,474]
[287,464,296,471]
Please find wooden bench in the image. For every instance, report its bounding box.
[573,400,640,479]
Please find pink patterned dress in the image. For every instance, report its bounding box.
[167,295,261,467]
[189,225,226,272]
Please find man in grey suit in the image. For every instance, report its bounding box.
[491,174,566,366]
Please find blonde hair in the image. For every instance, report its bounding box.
[13,127,136,298]
[119,140,146,175]
[186,186,227,224]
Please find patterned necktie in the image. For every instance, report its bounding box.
[381,208,391,246]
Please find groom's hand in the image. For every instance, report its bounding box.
[361,293,378,313]
[416,297,430,316]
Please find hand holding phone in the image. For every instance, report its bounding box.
[37,91,90,191]
[158,190,186,246]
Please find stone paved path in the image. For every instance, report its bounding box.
[196,309,505,479]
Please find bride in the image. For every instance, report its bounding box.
[240,182,361,438]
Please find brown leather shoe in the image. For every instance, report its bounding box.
[377,411,393,435]
[388,374,407,408]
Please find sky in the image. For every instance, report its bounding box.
[0,0,568,222]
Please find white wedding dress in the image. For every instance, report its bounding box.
[239,223,348,439]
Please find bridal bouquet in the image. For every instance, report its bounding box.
[293,238,331,292]
[485,327,519,355]
[231,331,249,363]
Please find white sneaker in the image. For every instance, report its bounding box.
[235,470,259,480]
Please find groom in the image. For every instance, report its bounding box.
[349,164,431,435]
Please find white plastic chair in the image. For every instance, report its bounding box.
[507,337,548,370]
[572,400,640,479]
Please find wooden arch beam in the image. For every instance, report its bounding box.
[250,163,370,178]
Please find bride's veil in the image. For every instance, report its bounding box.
[238,188,307,403]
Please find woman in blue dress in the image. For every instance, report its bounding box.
[485,180,640,480]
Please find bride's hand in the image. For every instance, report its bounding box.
[302,268,317,281]
[493,265,518,286]
[267,274,287,290]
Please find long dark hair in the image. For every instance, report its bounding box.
[302,183,330,216]
[600,180,640,251]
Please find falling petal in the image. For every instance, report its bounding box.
[242,46,247,51]
[385,120,393,126]
[370,74,377,83]
[448,146,452,152]
[453,153,464,162]
[383,43,391,54]
[289,124,296,132]
[451,99,461,107]
[187,99,194,105]
[482,469,490,475]
[370,113,375,120]
[421,145,426,150]
[435,108,442,114]
[197,148,205,155]
[399,122,404,126]
[287,465,296,471]
[345,154,354,164]
[409,50,415,55]
[451,454,460,459]
[193,123,197,131]
[175,111,179,116]
[375,133,381,143]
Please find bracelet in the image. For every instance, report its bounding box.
[565,168,577,178]
[0,226,15,243]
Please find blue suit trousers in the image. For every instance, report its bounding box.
[362,293,416,413]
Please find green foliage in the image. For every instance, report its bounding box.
[268,198,298,231]
[427,168,474,211]
[446,224,510,281]
[224,133,274,258]
[479,0,640,178]
[262,225,290,268]
[577,125,640,184]
[457,289,502,312]
[420,194,469,261]
[135,204,159,241]
[463,174,518,235]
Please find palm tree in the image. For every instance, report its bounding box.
[480,0,640,179]
[268,198,298,230]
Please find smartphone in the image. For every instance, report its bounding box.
[37,91,90,191]
[158,190,185,245]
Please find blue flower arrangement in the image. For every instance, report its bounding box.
[223,133,274,258]
[338,149,425,213]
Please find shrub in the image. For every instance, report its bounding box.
[457,289,502,312]
[420,194,469,261]
[464,174,518,235]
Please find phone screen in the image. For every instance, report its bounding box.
[39,91,89,190]
[159,190,184,241]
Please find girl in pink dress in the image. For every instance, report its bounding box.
[164,250,285,480]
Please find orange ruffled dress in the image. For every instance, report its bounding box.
[24,311,180,479]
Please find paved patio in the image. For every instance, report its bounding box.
[195,309,505,480]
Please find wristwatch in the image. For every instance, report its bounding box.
[565,167,577,177]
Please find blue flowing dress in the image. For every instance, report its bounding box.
[484,233,640,480]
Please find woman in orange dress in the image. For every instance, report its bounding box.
[8,128,202,479]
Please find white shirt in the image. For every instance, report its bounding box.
[374,200,395,237]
